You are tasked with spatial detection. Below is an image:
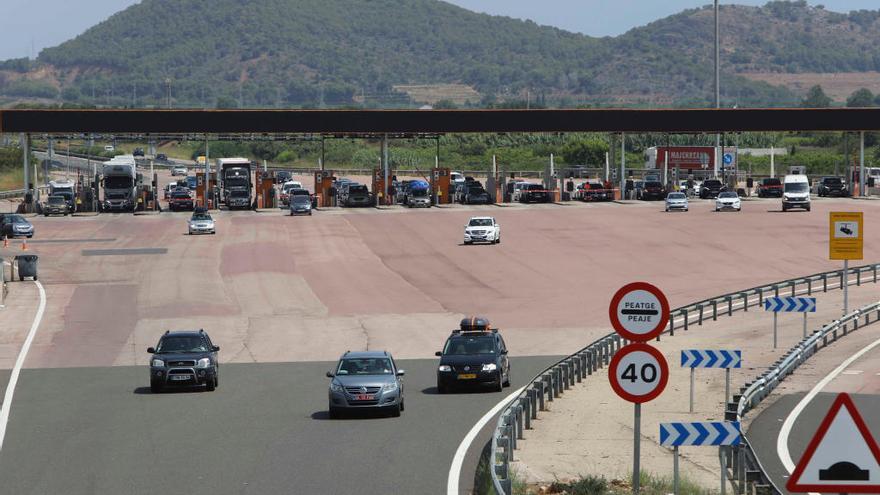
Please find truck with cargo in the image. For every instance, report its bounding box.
[218,158,252,209]
[49,179,77,211]
[101,155,139,212]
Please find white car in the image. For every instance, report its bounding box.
[715,191,741,212]
[188,211,216,235]
[171,166,188,176]
[104,145,115,152]
[463,216,500,245]
[665,192,689,212]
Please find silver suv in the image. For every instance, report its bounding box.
[326,351,404,418]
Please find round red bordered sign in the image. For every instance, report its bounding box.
[608,343,669,403]
[608,282,670,342]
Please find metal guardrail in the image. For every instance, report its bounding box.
[489,262,880,494]
[0,186,49,200]
[724,300,880,494]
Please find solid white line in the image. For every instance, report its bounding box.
[0,280,46,451]
[776,330,880,491]
[447,386,525,495]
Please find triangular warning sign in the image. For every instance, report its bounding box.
[787,393,880,493]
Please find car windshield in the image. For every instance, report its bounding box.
[719,192,738,198]
[8,215,26,223]
[443,336,496,355]
[191,213,212,221]
[155,336,208,353]
[764,179,781,186]
[292,196,310,204]
[48,196,65,204]
[784,182,808,193]
[230,190,248,198]
[667,193,685,199]
[823,178,842,185]
[705,180,721,186]
[589,183,604,189]
[350,185,368,193]
[336,358,394,375]
[469,218,493,227]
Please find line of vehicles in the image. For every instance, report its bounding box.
[144,316,510,420]
[662,174,812,212]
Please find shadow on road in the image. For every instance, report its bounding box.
[310,410,395,421]
[420,386,500,395]
[132,386,207,395]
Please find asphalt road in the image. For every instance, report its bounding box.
[0,357,556,495]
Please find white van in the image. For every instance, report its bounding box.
[782,174,811,212]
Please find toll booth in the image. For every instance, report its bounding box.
[372,167,396,206]
[196,172,217,209]
[255,170,276,209]
[432,167,451,204]
[314,170,334,207]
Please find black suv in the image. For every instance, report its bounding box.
[147,330,220,393]
[640,181,665,200]
[436,317,510,393]
[699,179,725,199]
[519,183,549,203]
[817,177,848,197]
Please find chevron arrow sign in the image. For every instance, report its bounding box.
[763,296,816,313]
[660,421,741,447]
[680,350,742,368]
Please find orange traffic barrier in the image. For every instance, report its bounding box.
[21,238,28,251]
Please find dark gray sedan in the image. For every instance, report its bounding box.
[326,351,404,418]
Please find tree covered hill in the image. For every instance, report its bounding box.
[0,0,878,108]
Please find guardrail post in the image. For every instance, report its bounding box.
[683,309,689,330]
[699,305,704,325]
[840,270,845,291]
[586,351,593,376]
[580,352,587,379]
[857,269,861,286]
[537,381,546,410]
[873,265,877,283]
[807,278,812,295]
[574,357,582,383]
[728,296,733,316]
[822,273,827,292]
[757,287,763,307]
[712,301,718,321]
[669,317,674,337]
[742,292,748,311]
[562,364,570,390]
[604,342,610,365]
[516,405,524,440]
[508,420,516,455]
[774,285,779,298]
[523,397,532,430]
[789,281,796,297]
[557,367,564,395]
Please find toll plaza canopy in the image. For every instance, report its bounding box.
[2,108,880,135]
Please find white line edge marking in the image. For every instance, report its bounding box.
[776,329,880,495]
[0,280,46,451]
[447,386,524,495]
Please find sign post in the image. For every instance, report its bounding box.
[763,297,816,349]
[609,282,670,495]
[830,212,864,317]
[788,393,880,493]
[681,350,742,412]
[660,421,741,495]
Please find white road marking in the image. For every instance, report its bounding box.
[447,386,524,495]
[0,280,46,451]
[776,331,880,495]
[842,370,864,375]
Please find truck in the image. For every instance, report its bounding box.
[49,179,77,211]
[403,180,431,207]
[101,155,139,212]
[217,158,252,209]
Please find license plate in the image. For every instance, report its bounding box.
[171,375,191,381]
[458,374,477,380]
[355,394,375,401]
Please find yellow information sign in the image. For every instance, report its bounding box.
[829,212,863,260]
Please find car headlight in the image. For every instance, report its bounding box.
[330,381,344,393]
[783,195,790,201]
[482,363,498,372]
[196,358,212,368]
[438,365,452,372]
[151,359,165,367]
[384,381,399,392]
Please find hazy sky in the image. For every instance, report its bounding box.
[1,0,877,60]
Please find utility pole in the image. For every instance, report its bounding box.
[165,78,172,109]
[714,0,721,162]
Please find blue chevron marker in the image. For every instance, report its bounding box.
[659,421,741,446]
[681,350,741,368]
[764,296,816,313]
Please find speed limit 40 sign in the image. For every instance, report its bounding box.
[609,343,669,403]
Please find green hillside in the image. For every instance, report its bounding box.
[1,0,879,108]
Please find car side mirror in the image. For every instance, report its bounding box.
[501,350,508,355]
[212,346,220,352]
[397,369,405,376]
[147,347,155,354]
[435,351,443,356]
[326,371,334,378]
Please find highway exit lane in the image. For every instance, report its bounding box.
[0,357,556,495]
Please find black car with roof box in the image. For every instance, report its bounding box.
[435,317,510,393]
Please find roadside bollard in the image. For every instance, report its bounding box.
[586,351,593,375]
[574,357,582,383]
[546,374,554,402]
[537,382,546,411]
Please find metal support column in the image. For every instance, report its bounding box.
[633,403,641,495]
[382,134,389,206]
[860,131,865,197]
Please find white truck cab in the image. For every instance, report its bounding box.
[782,174,811,212]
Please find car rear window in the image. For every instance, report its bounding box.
[444,336,496,355]
[823,178,842,184]
[763,179,781,186]
[171,192,190,198]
